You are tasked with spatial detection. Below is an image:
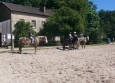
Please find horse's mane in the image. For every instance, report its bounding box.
[72,36,78,42]
[19,37,26,39]
[37,36,46,37]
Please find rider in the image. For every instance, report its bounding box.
[73,32,77,38]
[68,32,73,44]
[80,32,84,38]
[28,28,34,44]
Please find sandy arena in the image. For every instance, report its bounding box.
[0,44,115,83]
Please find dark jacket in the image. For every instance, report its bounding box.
[28,31,32,37]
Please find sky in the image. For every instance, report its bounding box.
[89,0,115,11]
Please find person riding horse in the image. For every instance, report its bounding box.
[73,32,77,38]
[72,31,78,42]
[80,32,84,38]
[28,28,34,44]
[68,32,73,44]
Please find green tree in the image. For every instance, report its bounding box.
[12,0,31,6]
[88,1,97,12]
[12,0,47,8]
[13,21,37,46]
[0,0,11,2]
[99,10,115,39]
[40,6,84,38]
[29,0,42,8]
[46,0,88,31]
[85,1,100,43]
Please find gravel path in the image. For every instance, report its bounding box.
[0,44,115,83]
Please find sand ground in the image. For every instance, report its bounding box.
[0,44,115,83]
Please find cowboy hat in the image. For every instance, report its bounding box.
[74,32,76,33]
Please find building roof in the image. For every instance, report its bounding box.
[1,2,52,16]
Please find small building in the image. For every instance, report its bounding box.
[0,2,52,46]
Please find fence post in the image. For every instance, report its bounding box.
[10,19,14,51]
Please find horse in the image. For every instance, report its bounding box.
[61,36,79,50]
[19,36,48,54]
[78,36,89,49]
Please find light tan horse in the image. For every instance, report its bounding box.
[78,36,89,49]
[19,36,48,54]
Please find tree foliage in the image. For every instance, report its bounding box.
[85,1,101,43]
[11,0,31,6]
[99,10,115,39]
[40,6,84,37]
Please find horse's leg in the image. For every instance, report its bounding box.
[19,40,20,53]
[69,44,70,48]
[77,41,80,49]
[19,45,21,53]
[19,41,22,54]
[19,45,22,54]
[34,45,37,54]
[63,45,65,50]
[76,41,79,49]
[73,44,74,49]
[82,45,83,49]
[20,46,22,54]
[76,44,78,49]
[84,42,86,49]
[68,44,71,49]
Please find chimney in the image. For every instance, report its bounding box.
[40,6,46,13]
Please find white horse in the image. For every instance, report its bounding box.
[77,36,89,49]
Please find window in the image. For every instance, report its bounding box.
[2,34,7,42]
[32,20,36,28]
[42,21,45,27]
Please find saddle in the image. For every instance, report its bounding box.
[25,38,32,44]
[26,38,31,41]
[78,37,86,42]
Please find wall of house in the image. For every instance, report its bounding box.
[0,4,11,46]
[0,4,11,22]
[11,11,47,32]
[0,20,11,46]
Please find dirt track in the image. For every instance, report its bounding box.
[0,44,115,83]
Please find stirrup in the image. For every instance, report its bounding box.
[31,43,34,45]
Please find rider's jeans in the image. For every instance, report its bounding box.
[30,36,34,44]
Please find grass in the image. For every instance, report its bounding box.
[0,51,7,53]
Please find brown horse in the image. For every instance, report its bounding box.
[61,36,78,50]
[19,36,48,54]
[78,36,89,49]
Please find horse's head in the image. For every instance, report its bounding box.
[73,36,78,42]
[44,36,48,44]
[37,36,48,44]
[75,36,78,40]
[86,36,89,41]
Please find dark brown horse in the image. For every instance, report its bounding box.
[61,36,78,50]
[19,36,48,54]
[78,36,89,49]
